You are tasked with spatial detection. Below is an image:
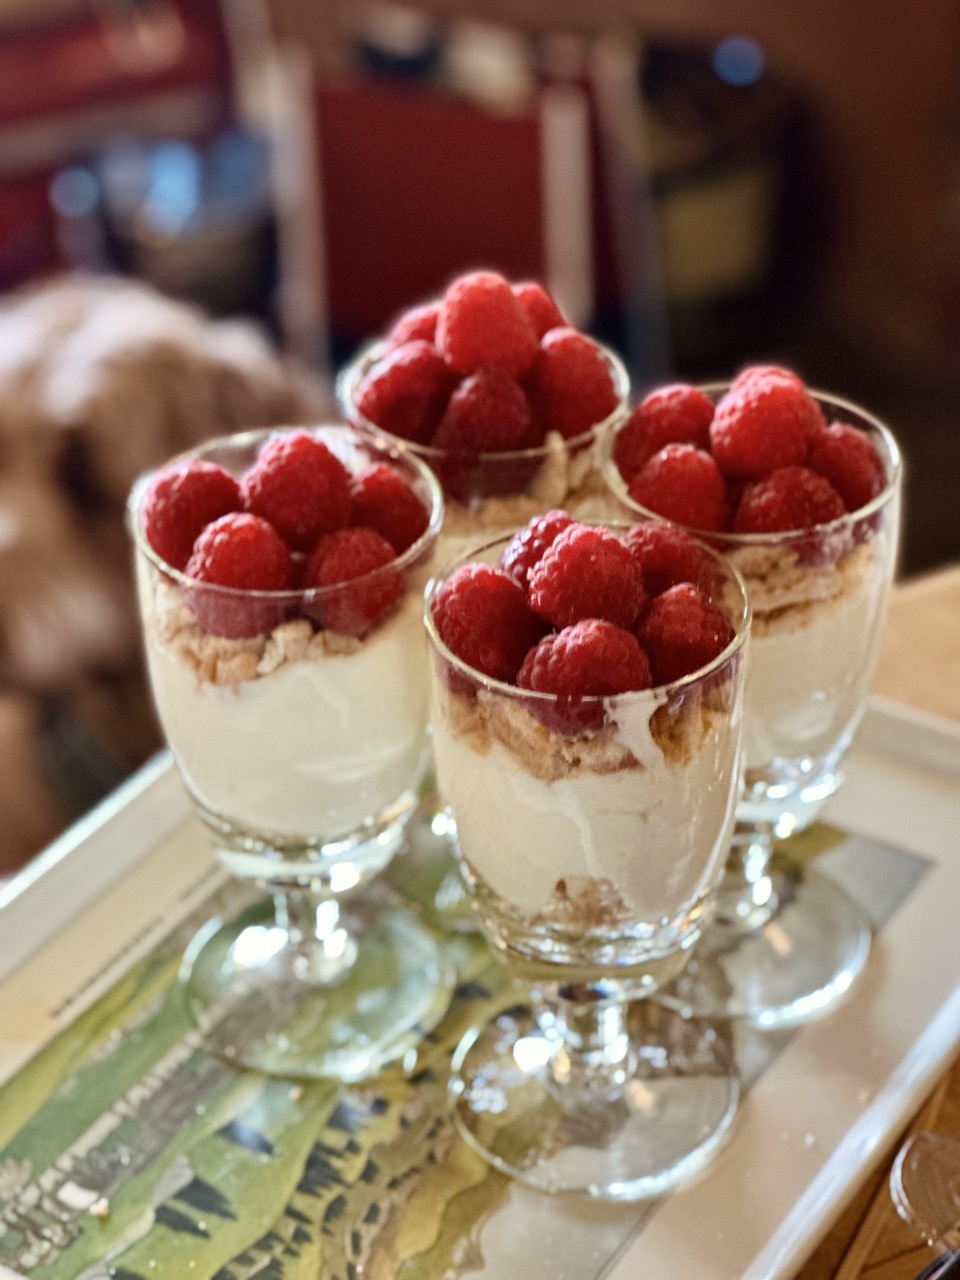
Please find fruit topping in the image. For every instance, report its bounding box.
[527,327,620,440]
[613,383,714,482]
[627,443,730,532]
[637,582,735,685]
[432,563,544,683]
[436,270,539,377]
[709,374,824,480]
[142,459,241,570]
[529,523,645,630]
[240,430,352,551]
[511,280,566,337]
[302,526,403,637]
[349,462,430,554]
[732,465,846,533]
[620,521,718,596]
[354,339,453,444]
[499,508,576,590]
[432,367,542,453]
[807,421,887,512]
[385,301,439,348]
[185,512,296,638]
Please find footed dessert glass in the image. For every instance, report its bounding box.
[339,339,631,926]
[425,532,750,1199]
[129,426,453,1080]
[602,389,903,1027]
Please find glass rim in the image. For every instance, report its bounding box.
[422,522,752,706]
[335,336,631,464]
[127,423,445,602]
[600,384,903,549]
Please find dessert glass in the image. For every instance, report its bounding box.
[338,340,631,925]
[601,389,903,1027]
[128,425,454,1080]
[425,530,750,1199]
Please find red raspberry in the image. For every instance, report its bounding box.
[529,524,646,630]
[709,374,825,479]
[432,563,544,683]
[612,384,715,483]
[511,281,566,338]
[517,620,652,735]
[432,367,542,453]
[637,583,735,685]
[731,363,804,392]
[732,465,846,533]
[499,509,575,590]
[620,521,718,597]
[627,444,730,533]
[385,301,439,348]
[349,463,430,554]
[185,512,296,638]
[354,340,453,444]
[527,327,620,440]
[807,422,886,512]
[141,459,241,570]
[436,271,539,377]
[240,431,351,552]
[302,526,402,637]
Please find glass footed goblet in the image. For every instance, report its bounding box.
[129,425,454,1081]
[425,529,750,1199]
[602,389,902,1028]
[338,334,631,931]
[890,1131,960,1277]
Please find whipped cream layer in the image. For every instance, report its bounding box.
[729,537,891,771]
[140,572,430,840]
[431,684,739,924]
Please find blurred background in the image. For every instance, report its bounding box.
[1,0,959,872]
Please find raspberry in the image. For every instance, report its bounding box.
[627,444,730,532]
[302,526,402,637]
[354,339,453,444]
[732,465,846,533]
[240,431,351,551]
[436,270,539,377]
[432,367,542,453]
[185,512,296,638]
[141,459,241,570]
[807,422,886,512]
[731,363,804,392]
[431,563,544,683]
[528,523,645,630]
[637,583,735,685]
[499,509,575,589]
[620,521,718,596]
[349,462,430,554]
[709,374,825,479]
[527,328,620,440]
[612,384,715,483]
[511,281,566,337]
[517,620,652,735]
[385,301,439,348]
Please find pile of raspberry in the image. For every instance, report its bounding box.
[351,270,621,456]
[431,512,736,736]
[611,365,888,534]
[141,430,431,640]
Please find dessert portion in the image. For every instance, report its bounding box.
[337,270,629,551]
[426,514,747,954]
[603,366,901,808]
[132,427,441,848]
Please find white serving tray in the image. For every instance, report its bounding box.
[1,695,958,1280]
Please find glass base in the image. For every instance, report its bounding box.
[657,861,872,1029]
[180,892,455,1081]
[449,1002,739,1200]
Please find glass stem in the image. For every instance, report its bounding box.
[272,889,358,985]
[534,983,634,1104]
[712,820,779,931]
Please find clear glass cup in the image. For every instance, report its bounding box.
[128,425,454,1080]
[600,388,903,1027]
[424,529,750,1199]
[890,1131,960,1274]
[338,337,632,928]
